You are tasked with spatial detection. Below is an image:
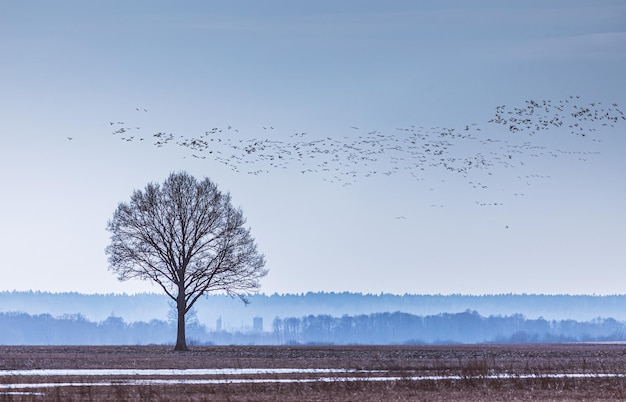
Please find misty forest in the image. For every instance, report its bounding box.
[3,291,626,346]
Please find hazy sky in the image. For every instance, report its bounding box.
[1,1,625,296]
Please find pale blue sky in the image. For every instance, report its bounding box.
[1,1,625,295]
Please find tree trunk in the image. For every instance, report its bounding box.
[174,290,188,351]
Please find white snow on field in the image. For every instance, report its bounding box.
[0,368,352,377]
[1,370,625,391]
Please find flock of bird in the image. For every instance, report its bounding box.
[105,96,624,208]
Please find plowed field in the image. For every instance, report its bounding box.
[2,344,626,401]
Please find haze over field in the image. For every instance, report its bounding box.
[5,292,626,345]
[1,1,625,296]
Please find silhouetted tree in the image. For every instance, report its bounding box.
[106,171,267,350]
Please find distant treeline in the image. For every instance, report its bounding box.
[4,291,626,330]
[2,310,625,345]
[272,311,626,345]
[0,312,272,346]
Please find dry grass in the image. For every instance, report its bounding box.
[1,344,626,401]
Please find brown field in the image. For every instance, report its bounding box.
[2,344,626,401]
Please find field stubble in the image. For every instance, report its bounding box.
[1,344,626,401]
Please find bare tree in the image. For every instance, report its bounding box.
[105,171,267,350]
